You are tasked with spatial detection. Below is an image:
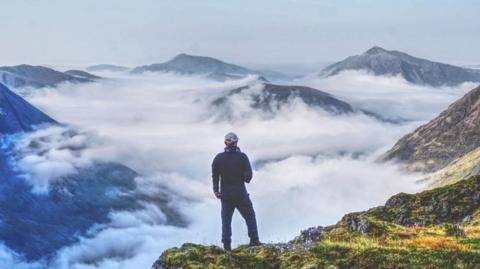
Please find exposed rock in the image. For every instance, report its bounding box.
[359,175,480,226]
[343,215,371,234]
[293,226,328,244]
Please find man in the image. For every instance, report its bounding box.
[212,132,261,251]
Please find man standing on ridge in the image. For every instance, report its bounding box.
[212,132,261,251]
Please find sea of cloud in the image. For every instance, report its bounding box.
[2,71,474,268]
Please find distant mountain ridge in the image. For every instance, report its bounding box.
[213,83,353,115]
[321,46,480,87]
[0,64,98,89]
[86,64,129,72]
[64,69,101,80]
[131,53,289,81]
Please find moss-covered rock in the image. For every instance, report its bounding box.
[352,175,480,226]
[152,176,480,269]
[153,239,480,269]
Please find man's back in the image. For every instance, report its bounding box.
[212,148,252,199]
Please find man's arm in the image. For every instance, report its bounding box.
[212,155,221,197]
[243,154,253,183]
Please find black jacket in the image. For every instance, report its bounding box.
[212,147,253,199]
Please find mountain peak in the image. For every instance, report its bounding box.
[364,46,388,55]
[322,47,480,86]
[172,53,194,60]
[131,53,255,79]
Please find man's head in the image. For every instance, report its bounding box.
[224,132,239,147]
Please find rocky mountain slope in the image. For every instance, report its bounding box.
[321,46,480,87]
[0,64,98,89]
[382,85,480,173]
[131,54,289,81]
[153,175,480,269]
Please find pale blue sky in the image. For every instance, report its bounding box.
[2,0,479,67]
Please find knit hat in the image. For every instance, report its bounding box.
[225,132,239,144]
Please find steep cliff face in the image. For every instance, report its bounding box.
[382,86,480,173]
[152,176,480,269]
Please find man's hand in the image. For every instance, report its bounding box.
[214,191,221,199]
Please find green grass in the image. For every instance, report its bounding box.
[155,176,480,269]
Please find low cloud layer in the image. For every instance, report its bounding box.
[2,71,471,268]
[301,70,476,122]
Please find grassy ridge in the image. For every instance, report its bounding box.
[153,176,480,269]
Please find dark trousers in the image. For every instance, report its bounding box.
[221,194,259,245]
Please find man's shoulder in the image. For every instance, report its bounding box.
[213,152,226,160]
[214,151,248,158]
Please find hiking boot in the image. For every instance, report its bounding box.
[249,240,263,247]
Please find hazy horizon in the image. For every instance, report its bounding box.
[2,0,480,67]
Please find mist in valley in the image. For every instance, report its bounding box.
[0,70,473,268]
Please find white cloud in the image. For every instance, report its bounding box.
[3,71,470,268]
[300,70,475,121]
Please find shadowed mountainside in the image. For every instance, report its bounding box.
[0,82,184,261]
